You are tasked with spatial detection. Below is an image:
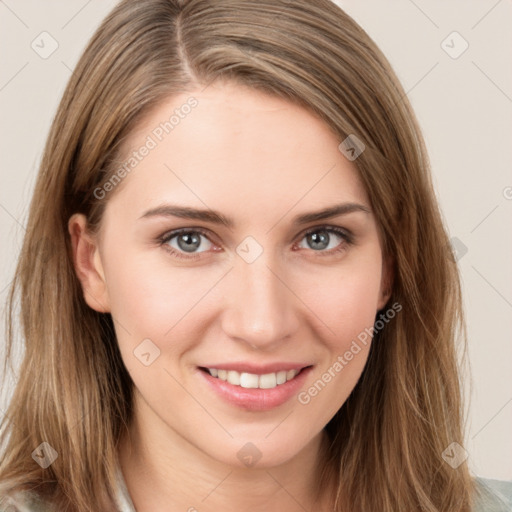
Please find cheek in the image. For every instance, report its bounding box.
[291,256,382,419]
[102,254,217,405]
[103,244,209,328]
[297,253,383,348]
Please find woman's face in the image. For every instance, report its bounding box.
[70,81,391,469]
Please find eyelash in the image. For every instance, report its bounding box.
[157,225,353,261]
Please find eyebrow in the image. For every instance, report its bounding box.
[139,202,371,228]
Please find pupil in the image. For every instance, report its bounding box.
[178,233,201,252]
[309,231,329,250]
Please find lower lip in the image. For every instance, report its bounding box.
[198,366,313,412]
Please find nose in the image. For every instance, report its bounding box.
[220,252,300,351]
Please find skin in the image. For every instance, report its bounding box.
[69,80,392,511]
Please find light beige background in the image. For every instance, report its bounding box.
[0,0,511,481]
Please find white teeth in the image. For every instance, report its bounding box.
[276,370,287,385]
[227,370,240,386]
[259,373,277,389]
[240,373,259,388]
[206,368,300,389]
[286,369,296,381]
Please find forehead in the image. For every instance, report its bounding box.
[104,81,369,225]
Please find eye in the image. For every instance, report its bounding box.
[295,226,352,256]
[159,228,216,260]
[158,225,353,260]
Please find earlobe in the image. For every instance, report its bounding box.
[377,255,394,311]
[378,288,392,311]
[68,213,110,313]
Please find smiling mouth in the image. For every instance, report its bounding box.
[198,366,312,390]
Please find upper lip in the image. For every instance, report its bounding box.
[199,362,313,375]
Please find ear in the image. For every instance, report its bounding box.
[68,213,110,313]
[377,253,394,311]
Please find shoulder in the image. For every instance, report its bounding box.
[473,477,512,512]
[0,475,133,512]
[4,477,509,511]
[0,489,52,511]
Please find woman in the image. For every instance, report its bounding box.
[0,0,510,510]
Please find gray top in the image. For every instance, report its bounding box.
[1,465,511,511]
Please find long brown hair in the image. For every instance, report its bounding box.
[1,0,475,510]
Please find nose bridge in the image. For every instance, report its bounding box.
[221,249,298,349]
